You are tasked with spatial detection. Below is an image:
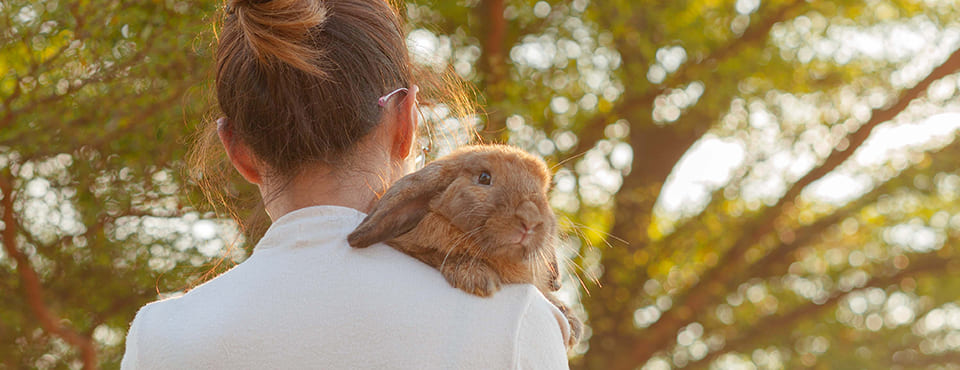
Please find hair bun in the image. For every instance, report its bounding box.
[229,0,328,76]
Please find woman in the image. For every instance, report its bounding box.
[120,0,570,368]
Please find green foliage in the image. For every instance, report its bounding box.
[1,0,220,368]
[4,0,960,369]
[408,0,960,369]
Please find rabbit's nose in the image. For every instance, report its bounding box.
[516,200,542,227]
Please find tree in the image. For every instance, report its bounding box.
[0,0,217,368]
[408,0,960,368]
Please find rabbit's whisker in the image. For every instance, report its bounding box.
[550,150,588,172]
[565,258,594,295]
[459,228,488,277]
[441,227,482,270]
[562,217,627,246]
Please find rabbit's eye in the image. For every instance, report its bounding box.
[478,171,492,185]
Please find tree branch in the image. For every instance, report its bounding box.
[743,136,960,283]
[685,254,956,369]
[1,30,158,129]
[891,350,960,368]
[0,171,97,369]
[0,71,192,162]
[625,45,960,368]
[477,0,508,142]
[577,4,825,367]
[627,0,807,110]
[711,45,960,290]
[561,0,808,181]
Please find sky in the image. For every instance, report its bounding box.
[657,13,960,218]
[660,112,960,215]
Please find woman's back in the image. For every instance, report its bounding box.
[121,206,569,369]
[125,0,573,366]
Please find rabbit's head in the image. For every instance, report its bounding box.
[348,145,558,274]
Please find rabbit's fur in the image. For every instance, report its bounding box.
[348,144,581,349]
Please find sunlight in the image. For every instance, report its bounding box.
[658,112,960,216]
[659,136,746,214]
[807,113,960,204]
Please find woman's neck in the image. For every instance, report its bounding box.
[260,160,404,221]
[256,112,416,221]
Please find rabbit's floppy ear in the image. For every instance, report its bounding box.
[348,161,457,248]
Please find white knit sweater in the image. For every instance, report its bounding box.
[121,206,570,369]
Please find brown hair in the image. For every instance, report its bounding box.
[190,0,475,244]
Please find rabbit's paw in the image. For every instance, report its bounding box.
[441,259,502,297]
[545,294,582,349]
[565,313,583,349]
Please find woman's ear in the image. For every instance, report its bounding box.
[217,118,263,185]
[390,85,419,162]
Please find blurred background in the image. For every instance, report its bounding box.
[3,0,960,369]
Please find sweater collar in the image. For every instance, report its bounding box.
[254,205,368,252]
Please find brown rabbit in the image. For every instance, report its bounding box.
[348,144,581,349]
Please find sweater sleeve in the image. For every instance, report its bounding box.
[120,304,150,370]
[514,295,570,370]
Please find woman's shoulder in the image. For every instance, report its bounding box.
[128,240,560,326]
[348,242,556,311]
[122,241,570,369]
[364,245,571,354]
